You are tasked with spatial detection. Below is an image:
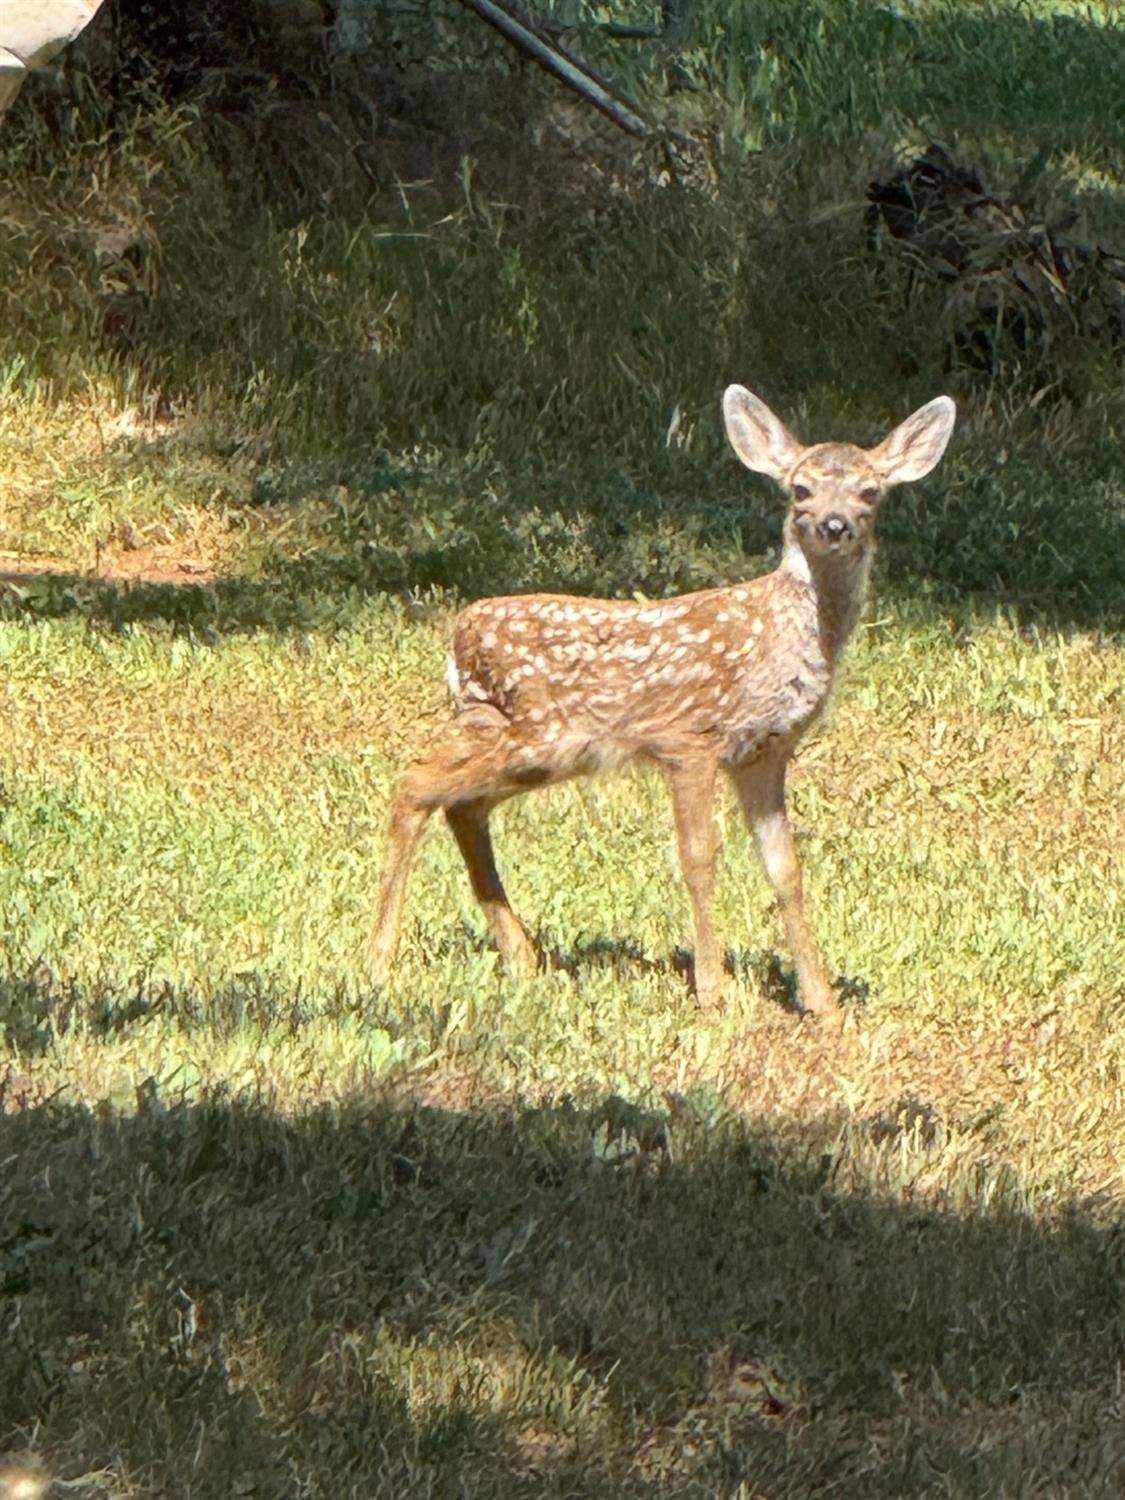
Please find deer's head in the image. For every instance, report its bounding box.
[722,386,956,570]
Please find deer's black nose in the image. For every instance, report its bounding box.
[817,513,854,543]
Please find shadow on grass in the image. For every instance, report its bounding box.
[5,4,1125,651]
[0,1049,1122,1495]
[4,434,1125,643]
[546,943,867,1018]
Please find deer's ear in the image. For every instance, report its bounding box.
[722,385,805,483]
[870,396,956,485]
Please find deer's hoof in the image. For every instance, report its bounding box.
[499,935,539,981]
[799,992,845,1029]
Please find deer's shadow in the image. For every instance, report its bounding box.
[532,937,868,1019]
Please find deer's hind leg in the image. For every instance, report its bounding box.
[446,797,536,976]
[369,711,536,982]
[369,772,436,984]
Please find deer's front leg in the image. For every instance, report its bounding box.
[731,752,839,1018]
[664,758,723,1008]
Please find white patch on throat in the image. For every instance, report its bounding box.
[781,537,812,582]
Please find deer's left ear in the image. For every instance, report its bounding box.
[870,396,956,486]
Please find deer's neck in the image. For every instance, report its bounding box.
[780,529,873,667]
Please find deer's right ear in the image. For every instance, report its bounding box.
[722,385,805,483]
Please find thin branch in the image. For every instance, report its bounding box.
[457,0,650,137]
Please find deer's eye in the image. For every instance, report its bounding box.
[793,484,813,502]
[859,486,880,503]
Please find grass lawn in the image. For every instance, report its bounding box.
[1,1,1123,1494]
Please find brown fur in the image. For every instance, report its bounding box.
[369,385,955,1015]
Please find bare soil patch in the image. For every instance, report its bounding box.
[0,526,220,590]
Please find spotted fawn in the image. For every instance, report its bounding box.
[369,384,955,1015]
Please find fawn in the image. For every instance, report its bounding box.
[370,385,955,1015]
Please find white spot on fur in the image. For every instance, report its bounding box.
[618,641,651,663]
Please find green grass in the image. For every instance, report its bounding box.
[1,1,1124,1495]
[2,520,1122,1499]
